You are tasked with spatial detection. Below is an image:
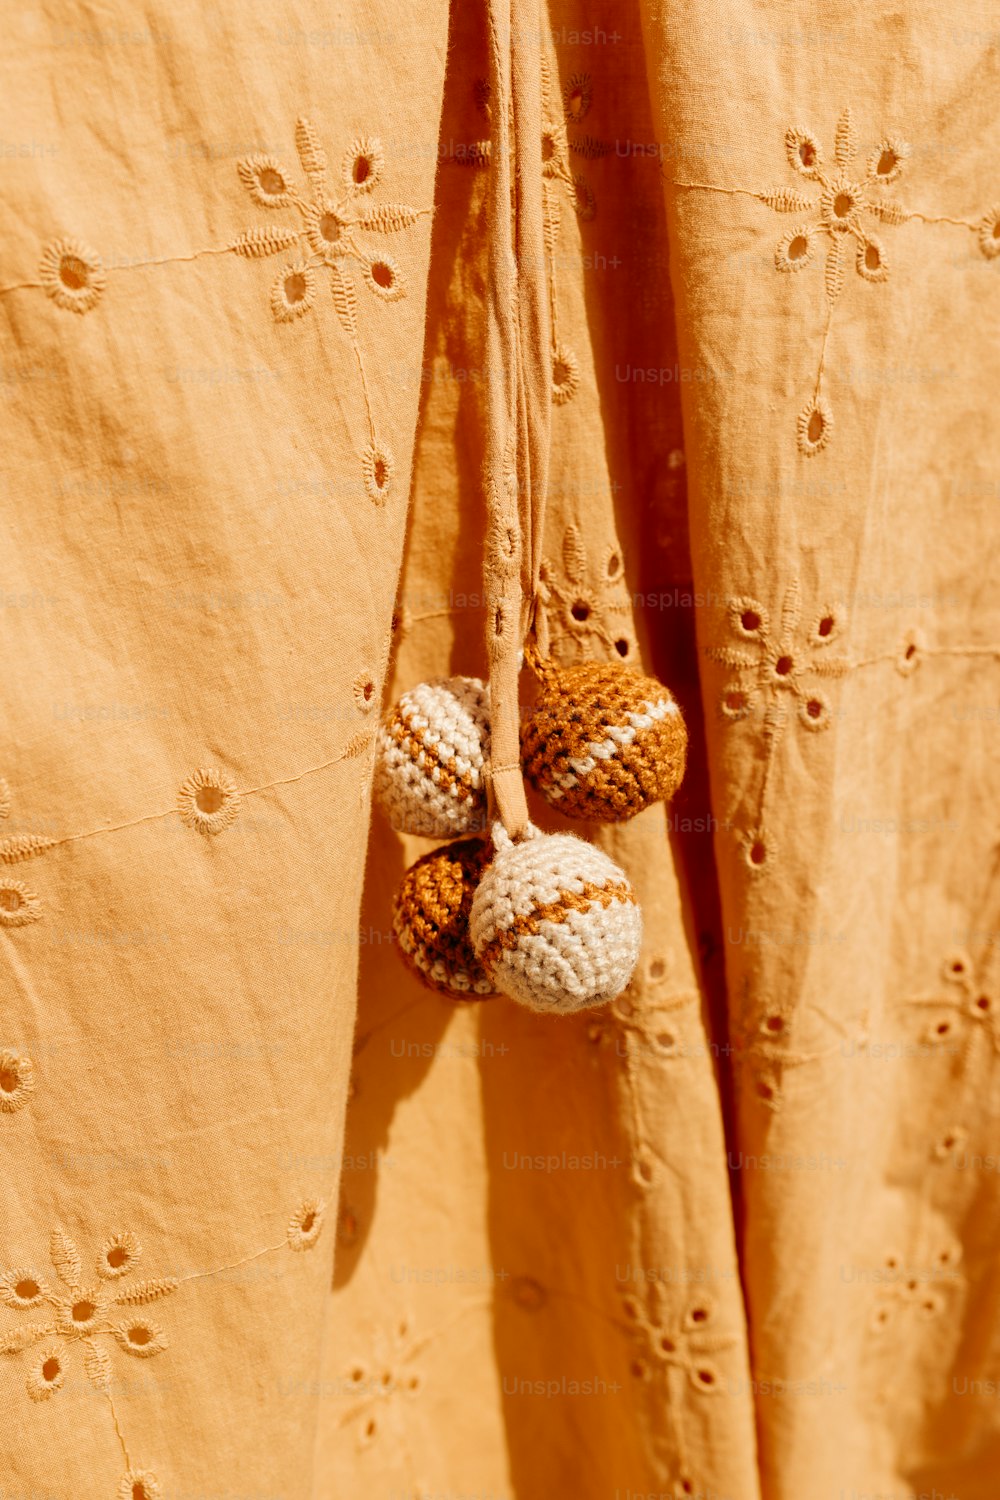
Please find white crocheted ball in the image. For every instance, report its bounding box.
[469,825,641,1014]
[374,676,491,838]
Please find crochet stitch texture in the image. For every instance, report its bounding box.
[392,838,497,998]
[522,655,687,822]
[373,676,490,838]
[469,826,641,1013]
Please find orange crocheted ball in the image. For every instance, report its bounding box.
[392,837,498,999]
[521,655,687,823]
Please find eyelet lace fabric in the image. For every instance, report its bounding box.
[2,0,1000,1497]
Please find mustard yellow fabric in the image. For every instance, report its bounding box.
[1,2,999,1497]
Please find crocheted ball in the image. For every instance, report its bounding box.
[393,838,498,999]
[469,826,641,1013]
[521,658,687,822]
[374,676,490,838]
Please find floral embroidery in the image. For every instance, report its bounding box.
[177,767,241,836]
[335,1314,432,1449]
[0,1199,328,1486]
[868,1240,962,1334]
[269,256,315,319]
[673,106,1000,451]
[39,237,106,314]
[623,1292,736,1396]
[727,983,869,1111]
[768,109,909,452]
[233,119,421,306]
[0,1050,34,1113]
[540,59,608,224]
[899,950,1000,1055]
[584,986,699,1064]
[707,581,850,746]
[774,111,906,296]
[0,734,371,895]
[233,117,428,502]
[0,1227,178,1400]
[705,582,851,874]
[238,154,295,208]
[536,524,634,661]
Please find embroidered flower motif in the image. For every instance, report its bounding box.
[537,524,633,661]
[177,768,241,836]
[760,108,912,452]
[869,1240,962,1333]
[233,117,426,500]
[287,1197,326,1252]
[0,1050,35,1112]
[335,1313,426,1445]
[623,1292,736,1396]
[0,879,42,927]
[900,951,1000,1055]
[771,109,908,300]
[676,109,997,453]
[39,237,106,314]
[233,118,423,316]
[0,1228,177,1402]
[707,581,850,748]
[0,832,57,864]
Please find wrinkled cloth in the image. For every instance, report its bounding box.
[1,2,999,1497]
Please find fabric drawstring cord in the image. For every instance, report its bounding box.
[482,0,551,841]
